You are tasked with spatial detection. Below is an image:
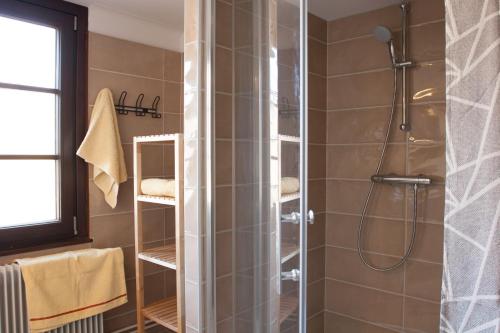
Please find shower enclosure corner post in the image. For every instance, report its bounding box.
[299,0,308,331]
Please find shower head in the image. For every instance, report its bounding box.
[373,25,398,66]
[373,25,393,43]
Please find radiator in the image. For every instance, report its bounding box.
[0,263,104,333]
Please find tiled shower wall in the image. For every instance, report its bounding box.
[87,32,183,332]
[324,0,445,332]
[306,13,327,333]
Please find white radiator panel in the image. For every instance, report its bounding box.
[0,263,104,333]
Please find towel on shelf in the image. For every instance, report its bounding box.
[141,178,176,197]
[16,248,127,333]
[77,88,127,208]
[281,177,300,195]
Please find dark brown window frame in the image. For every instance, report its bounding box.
[0,0,90,255]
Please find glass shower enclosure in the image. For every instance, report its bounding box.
[200,0,309,332]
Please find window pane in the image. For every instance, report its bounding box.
[0,88,57,154]
[0,160,58,228]
[0,16,57,88]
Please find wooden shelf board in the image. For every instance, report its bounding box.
[281,242,299,264]
[280,295,298,324]
[139,244,176,270]
[135,134,177,143]
[280,192,300,203]
[142,296,178,332]
[137,194,176,206]
[278,135,300,143]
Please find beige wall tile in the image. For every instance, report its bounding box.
[308,213,325,249]
[408,142,446,182]
[216,46,233,93]
[164,81,183,113]
[307,312,324,333]
[324,311,399,333]
[325,280,403,327]
[216,186,233,232]
[309,38,327,77]
[325,247,404,293]
[410,61,446,103]
[327,0,444,43]
[409,103,446,142]
[308,13,327,42]
[216,140,233,185]
[408,185,445,224]
[326,180,406,219]
[326,108,406,144]
[408,222,443,263]
[88,69,163,108]
[326,144,405,179]
[216,0,233,48]
[307,279,325,316]
[327,69,394,110]
[216,231,233,277]
[216,275,233,321]
[307,247,325,283]
[89,33,164,79]
[164,50,183,82]
[328,36,392,76]
[309,74,327,110]
[404,298,441,332]
[326,214,406,257]
[405,260,443,302]
[215,93,233,139]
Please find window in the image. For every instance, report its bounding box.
[0,0,88,254]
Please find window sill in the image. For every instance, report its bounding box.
[0,237,93,263]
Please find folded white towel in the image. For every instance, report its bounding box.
[281,177,300,195]
[141,178,176,197]
[77,88,127,208]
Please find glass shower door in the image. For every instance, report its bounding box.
[203,0,308,331]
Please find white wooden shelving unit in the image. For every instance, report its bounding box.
[276,134,300,324]
[133,133,184,333]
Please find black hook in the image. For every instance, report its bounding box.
[135,93,146,116]
[117,91,128,114]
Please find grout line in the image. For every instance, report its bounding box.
[324,210,444,225]
[326,100,446,112]
[89,206,168,219]
[325,244,443,266]
[326,59,445,79]
[326,18,445,46]
[325,277,441,305]
[89,67,182,84]
[323,310,402,332]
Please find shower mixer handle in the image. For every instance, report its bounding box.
[371,174,432,186]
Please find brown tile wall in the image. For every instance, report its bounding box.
[324,0,445,332]
[307,13,327,333]
[87,32,183,332]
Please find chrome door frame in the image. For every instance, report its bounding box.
[299,0,308,331]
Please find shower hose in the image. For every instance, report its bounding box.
[357,68,418,272]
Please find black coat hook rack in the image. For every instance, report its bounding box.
[115,91,161,118]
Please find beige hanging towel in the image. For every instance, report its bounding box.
[16,248,128,333]
[77,88,127,208]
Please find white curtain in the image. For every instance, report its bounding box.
[441,0,500,332]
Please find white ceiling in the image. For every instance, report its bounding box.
[309,0,401,21]
[67,0,184,51]
[66,0,401,51]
